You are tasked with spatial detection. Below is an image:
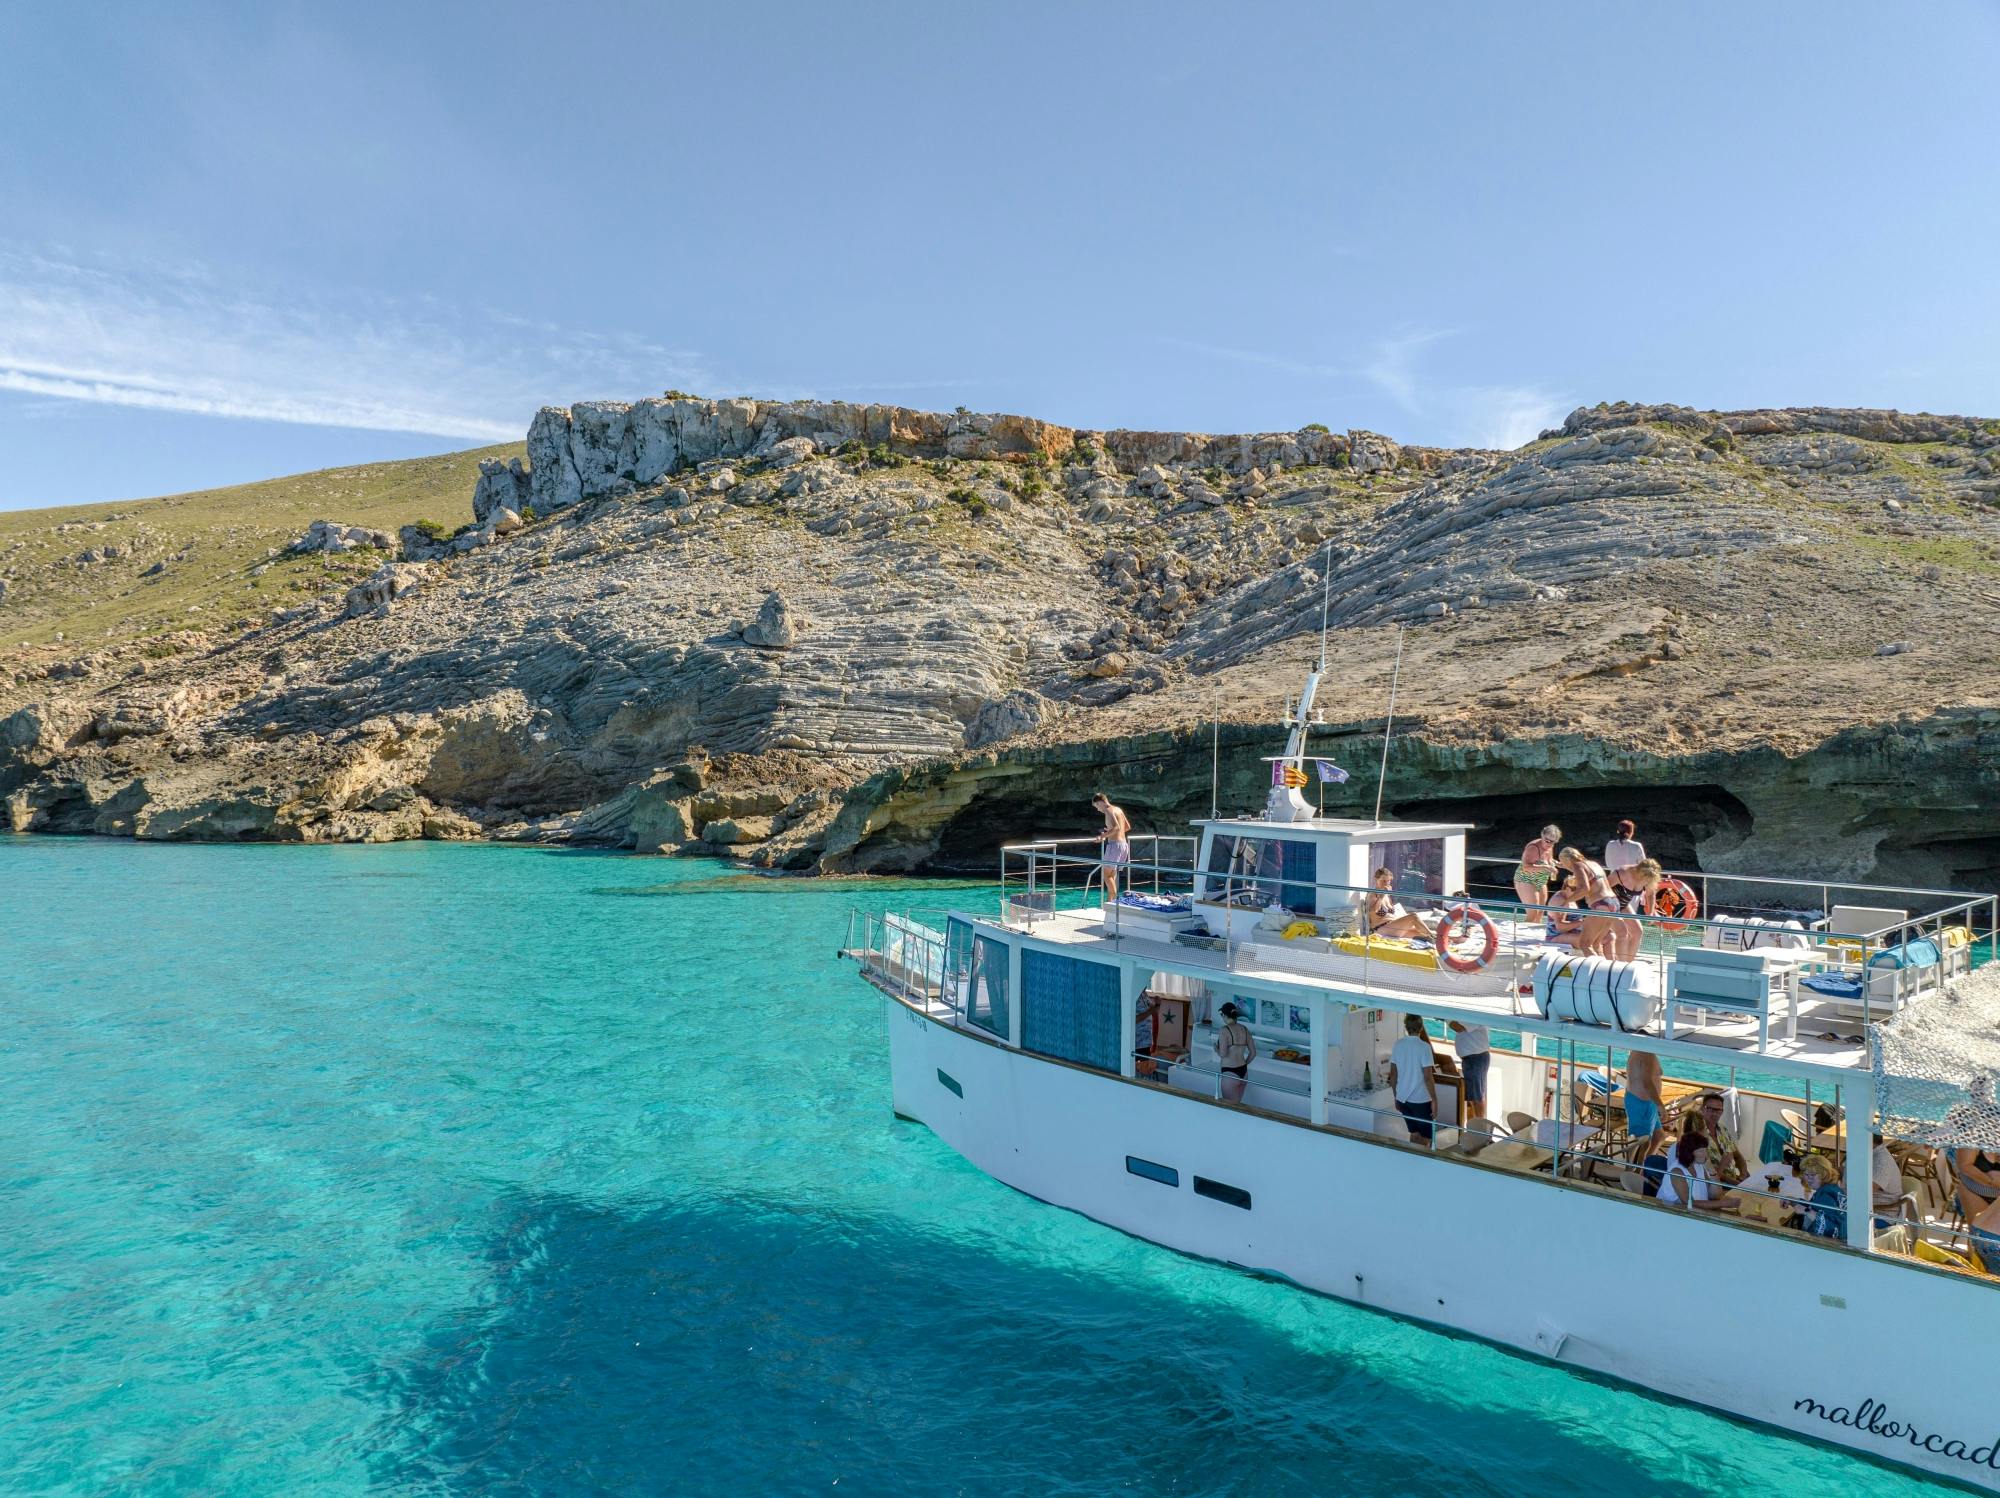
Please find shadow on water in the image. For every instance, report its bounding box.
[364,1191,1821,1498]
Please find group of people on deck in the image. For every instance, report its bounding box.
[1511,819,1666,959]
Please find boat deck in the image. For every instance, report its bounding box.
[1006,906,1877,1071]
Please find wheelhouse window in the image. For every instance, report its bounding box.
[1205,835,1317,913]
[1372,837,1444,904]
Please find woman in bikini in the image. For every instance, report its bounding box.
[1513,824,1562,916]
[1559,845,1622,958]
[1366,867,1432,941]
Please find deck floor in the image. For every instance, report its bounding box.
[1008,907,1879,1070]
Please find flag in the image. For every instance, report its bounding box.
[1270,758,1285,787]
[1316,760,1349,784]
[1281,765,1307,788]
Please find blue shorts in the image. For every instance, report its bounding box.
[1461,1051,1490,1104]
[1396,1098,1435,1143]
[1625,1096,1662,1139]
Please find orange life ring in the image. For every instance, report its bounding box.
[1654,878,1699,933]
[1435,903,1500,973]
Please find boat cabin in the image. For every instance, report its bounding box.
[1193,815,1472,936]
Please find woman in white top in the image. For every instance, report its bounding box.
[1658,1134,1736,1212]
[1604,820,1647,907]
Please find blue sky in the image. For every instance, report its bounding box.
[4,1,1997,510]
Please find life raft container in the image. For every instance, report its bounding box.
[1435,903,1500,973]
[1653,878,1699,933]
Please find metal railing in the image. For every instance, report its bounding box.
[986,842,1991,1043]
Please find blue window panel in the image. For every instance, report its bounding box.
[1126,1155,1179,1187]
[1193,1176,1253,1210]
[936,1069,963,1097]
[1020,949,1121,1073]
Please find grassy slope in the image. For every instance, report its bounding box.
[0,443,521,650]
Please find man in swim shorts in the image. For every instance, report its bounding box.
[1624,1048,1666,1156]
[1092,792,1131,904]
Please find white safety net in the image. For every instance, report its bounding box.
[1870,963,2000,1150]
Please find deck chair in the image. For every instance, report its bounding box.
[1506,1110,1538,1138]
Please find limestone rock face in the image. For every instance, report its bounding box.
[742,591,798,649]
[6,393,2000,886]
[344,562,432,618]
[292,520,395,554]
[472,457,533,523]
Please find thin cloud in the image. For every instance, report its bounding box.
[0,248,708,443]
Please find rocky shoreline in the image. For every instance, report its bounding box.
[4,396,1999,887]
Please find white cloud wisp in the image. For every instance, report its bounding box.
[0,250,707,444]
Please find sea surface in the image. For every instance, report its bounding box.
[0,839,1946,1496]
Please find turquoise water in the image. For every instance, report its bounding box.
[0,839,1945,1496]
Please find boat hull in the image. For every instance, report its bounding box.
[884,995,2000,1490]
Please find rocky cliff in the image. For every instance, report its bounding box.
[4,396,1999,888]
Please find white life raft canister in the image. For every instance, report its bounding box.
[1531,951,1662,1031]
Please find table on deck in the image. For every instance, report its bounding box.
[1483,1140,1554,1172]
[1726,1165,1804,1227]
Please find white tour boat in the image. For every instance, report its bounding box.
[842,662,2000,1489]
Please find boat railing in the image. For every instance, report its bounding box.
[998,834,1198,927]
[1465,851,1999,963]
[991,843,1987,1041]
[841,907,957,1017]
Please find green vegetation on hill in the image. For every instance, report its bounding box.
[0,443,519,650]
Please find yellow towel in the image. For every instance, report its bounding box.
[1332,934,1441,972]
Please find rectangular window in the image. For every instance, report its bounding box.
[1373,837,1445,904]
[1205,836,1316,913]
[961,929,1011,1039]
[1193,1176,1252,1210]
[1020,949,1122,1072]
[936,1069,963,1097]
[1125,1155,1179,1187]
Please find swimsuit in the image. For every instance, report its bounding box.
[1969,1225,2000,1274]
[1102,838,1130,866]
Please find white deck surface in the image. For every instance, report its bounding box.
[1004,906,1881,1071]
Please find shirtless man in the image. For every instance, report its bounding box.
[1092,792,1131,904]
[1624,1048,1667,1157]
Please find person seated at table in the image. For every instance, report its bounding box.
[1658,1133,1736,1212]
[1967,1191,2000,1275]
[1693,1092,1749,1185]
[1871,1132,1918,1223]
[1366,868,1431,941]
[1794,1154,1847,1240]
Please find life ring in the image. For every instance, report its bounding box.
[1435,903,1499,973]
[1281,920,1319,940]
[1654,878,1699,933]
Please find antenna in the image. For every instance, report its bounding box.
[1373,625,1406,827]
[1317,538,1332,672]
[1210,721,1220,819]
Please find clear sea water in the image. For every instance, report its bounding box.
[0,838,1947,1496]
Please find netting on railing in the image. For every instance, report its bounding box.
[1872,964,2000,1150]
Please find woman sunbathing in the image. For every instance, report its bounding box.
[1366,868,1432,940]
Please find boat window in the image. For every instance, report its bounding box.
[1126,1156,1179,1187]
[965,930,1012,1039]
[1374,837,1444,902]
[936,1069,963,1097]
[1192,1176,1252,1210]
[1206,835,1316,913]
[1020,949,1122,1072]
